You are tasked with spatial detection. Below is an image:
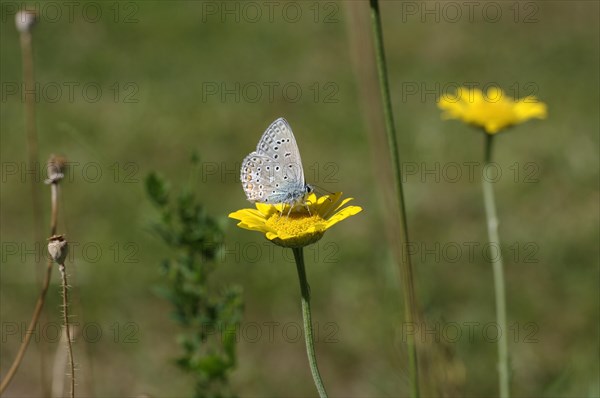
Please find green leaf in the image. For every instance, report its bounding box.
[145,172,170,207]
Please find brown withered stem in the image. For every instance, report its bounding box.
[57,258,75,398]
[0,156,65,394]
[15,9,49,394]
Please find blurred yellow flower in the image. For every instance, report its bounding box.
[229,192,362,248]
[438,87,547,134]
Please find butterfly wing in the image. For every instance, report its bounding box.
[256,118,305,184]
[241,118,306,204]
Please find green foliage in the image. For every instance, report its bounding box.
[145,160,243,398]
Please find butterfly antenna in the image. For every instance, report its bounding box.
[311,184,334,200]
[307,184,335,217]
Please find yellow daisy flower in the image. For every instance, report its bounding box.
[229,192,362,248]
[438,87,547,134]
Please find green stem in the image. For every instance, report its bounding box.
[292,247,328,398]
[482,134,509,398]
[369,1,420,397]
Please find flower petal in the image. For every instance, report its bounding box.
[236,222,271,234]
[514,99,547,122]
[229,208,265,222]
[325,205,363,229]
[265,231,279,240]
[438,86,547,134]
[316,192,343,217]
[332,197,354,213]
[255,202,279,217]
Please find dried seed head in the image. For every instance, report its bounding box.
[45,154,67,184]
[15,10,37,33]
[47,235,68,264]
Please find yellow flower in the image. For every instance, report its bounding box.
[229,192,362,248]
[438,87,547,134]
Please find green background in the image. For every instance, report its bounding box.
[1,1,598,397]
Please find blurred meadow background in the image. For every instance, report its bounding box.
[1,1,598,397]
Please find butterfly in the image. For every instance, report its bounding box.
[241,118,313,211]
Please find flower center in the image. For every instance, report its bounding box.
[265,213,325,236]
[475,101,513,119]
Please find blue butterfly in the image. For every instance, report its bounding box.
[241,118,313,209]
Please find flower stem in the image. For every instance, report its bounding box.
[482,134,509,398]
[20,28,44,250]
[59,262,75,398]
[292,247,328,398]
[20,20,50,396]
[0,182,60,394]
[368,1,420,397]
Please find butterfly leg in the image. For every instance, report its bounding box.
[277,203,285,217]
[304,202,312,216]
